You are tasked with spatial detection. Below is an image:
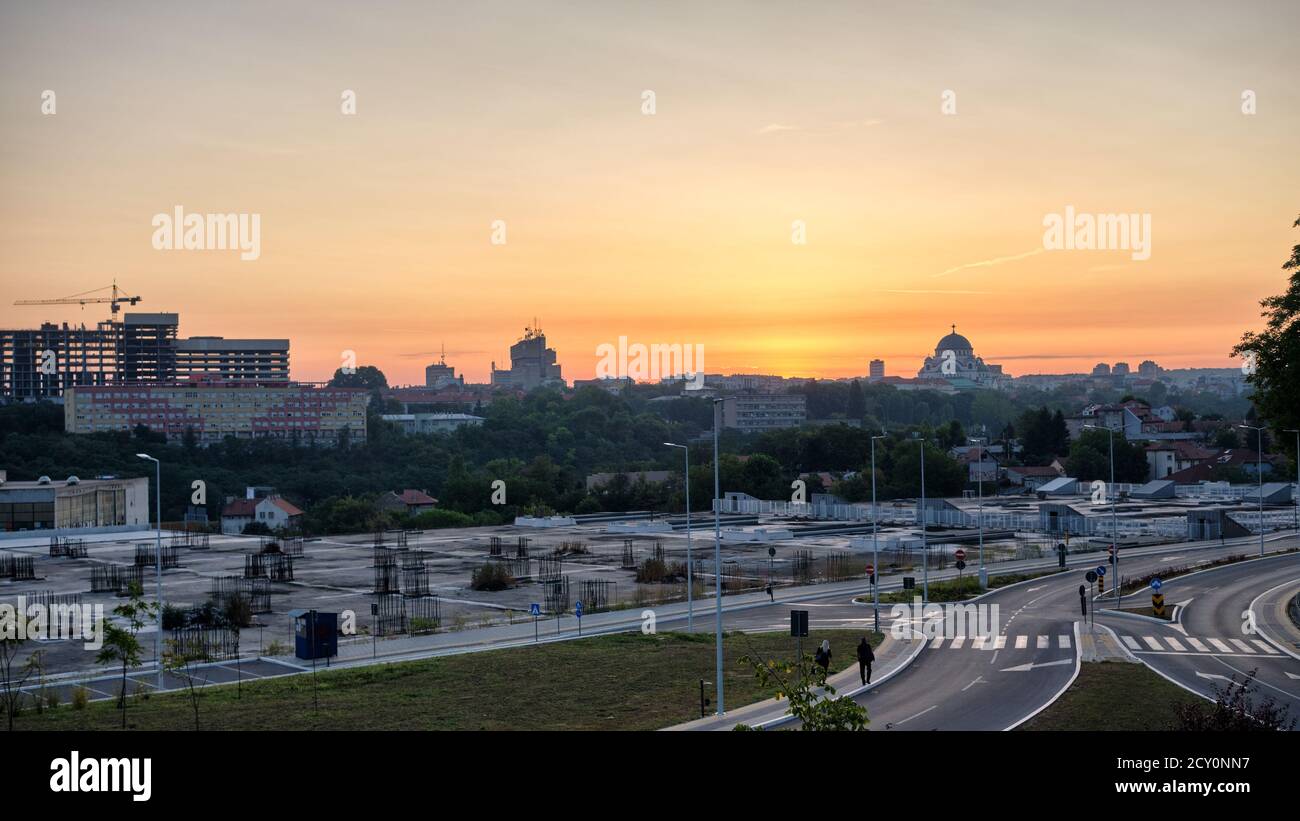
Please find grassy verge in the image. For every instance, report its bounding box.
[857,568,1065,604]
[8,629,881,732]
[1019,662,1201,731]
[1119,546,1300,595]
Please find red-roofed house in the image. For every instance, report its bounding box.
[379,489,438,515]
[221,495,303,534]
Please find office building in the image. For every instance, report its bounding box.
[721,393,807,433]
[490,324,563,390]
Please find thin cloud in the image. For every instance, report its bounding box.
[931,247,1046,278]
[757,119,883,136]
[880,289,998,295]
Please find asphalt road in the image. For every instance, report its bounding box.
[1096,552,1300,721]
[739,533,1299,731]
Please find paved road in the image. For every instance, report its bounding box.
[846,534,1299,731]
[1096,552,1300,721]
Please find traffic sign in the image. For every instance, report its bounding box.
[768,546,776,558]
[903,576,916,590]
[1150,578,1162,591]
[790,609,809,638]
[529,602,541,616]
[954,549,966,561]
[865,563,874,577]
[575,600,584,618]
[955,560,966,571]
[1095,566,1106,577]
[1085,570,1098,583]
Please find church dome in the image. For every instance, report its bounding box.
[935,326,973,354]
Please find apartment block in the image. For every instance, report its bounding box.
[64,379,368,445]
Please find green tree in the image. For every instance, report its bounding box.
[0,633,37,731]
[736,647,869,731]
[1234,216,1300,440]
[95,583,158,729]
[1064,429,1147,482]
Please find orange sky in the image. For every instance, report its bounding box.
[2,2,1297,385]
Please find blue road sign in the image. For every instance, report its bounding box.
[529,603,541,616]
[1150,578,1162,591]
[1095,566,1106,577]
[575,600,584,617]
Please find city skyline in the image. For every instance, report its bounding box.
[3,1,1297,385]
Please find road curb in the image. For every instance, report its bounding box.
[752,630,928,730]
[1248,577,1300,662]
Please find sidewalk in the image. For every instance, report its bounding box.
[663,632,924,731]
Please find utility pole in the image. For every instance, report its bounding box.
[712,399,725,715]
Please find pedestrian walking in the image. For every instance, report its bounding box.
[857,636,875,685]
[814,639,831,674]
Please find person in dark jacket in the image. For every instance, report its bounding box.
[814,639,831,674]
[857,637,875,685]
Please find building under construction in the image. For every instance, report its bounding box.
[0,313,289,401]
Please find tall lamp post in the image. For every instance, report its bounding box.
[664,442,693,632]
[1238,425,1267,557]
[870,433,887,632]
[970,435,987,589]
[711,398,726,715]
[1285,429,1299,534]
[136,453,163,690]
[1082,424,1119,605]
[914,434,929,603]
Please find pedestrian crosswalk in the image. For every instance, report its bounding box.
[919,632,1286,656]
[927,634,1072,650]
[1119,634,1282,656]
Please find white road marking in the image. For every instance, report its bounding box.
[1252,640,1280,654]
[894,705,937,726]
[1143,636,1163,651]
[961,676,986,692]
[972,636,987,649]
[929,637,945,649]
[1165,637,1186,652]
[1121,636,1141,650]
[1015,635,1028,649]
[1058,635,1071,649]
[1036,635,1049,649]
[1228,639,1256,654]
[1196,672,1232,683]
[950,637,965,649]
[992,636,1007,649]
[1186,637,1210,652]
[1208,638,1233,653]
[1000,658,1073,672]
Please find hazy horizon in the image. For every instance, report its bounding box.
[3,1,1297,384]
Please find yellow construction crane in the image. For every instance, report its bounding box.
[14,280,142,317]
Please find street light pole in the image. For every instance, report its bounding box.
[1083,425,1119,605]
[137,453,163,690]
[971,436,987,589]
[1285,429,1299,534]
[711,399,725,715]
[1239,425,1266,557]
[917,436,929,603]
[870,434,886,633]
[664,442,693,632]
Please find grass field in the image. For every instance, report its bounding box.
[8,629,881,731]
[1020,662,1203,731]
[858,568,1065,605]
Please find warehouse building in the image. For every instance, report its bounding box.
[0,471,149,534]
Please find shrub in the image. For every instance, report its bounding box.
[470,562,514,591]
[412,508,474,530]
[71,686,89,711]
